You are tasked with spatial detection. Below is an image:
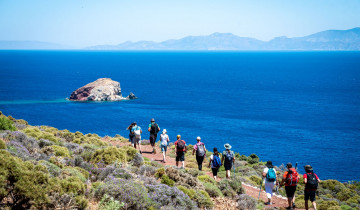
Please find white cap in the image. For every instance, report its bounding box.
[197,136,201,140]
[162,129,167,134]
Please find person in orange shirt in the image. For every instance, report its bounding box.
[280,163,299,210]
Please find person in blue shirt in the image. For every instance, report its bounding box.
[131,122,142,154]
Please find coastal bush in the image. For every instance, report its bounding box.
[64,142,84,154]
[337,188,356,201]
[0,150,60,208]
[130,153,144,166]
[0,116,16,131]
[161,174,175,186]
[249,175,262,185]
[318,200,340,210]
[51,145,70,157]
[177,186,212,208]
[39,160,62,177]
[91,147,126,165]
[247,153,259,164]
[147,184,197,209]
[6,140,32,160]
[218,176,244,198]
[0,139,5,149]
[60,176,86,195]
[137,164,156,177]
[49,156,67,168]
[39,138,54,148]
[236,194,257,210]
[187,168,205,177]
[155,167,166,178]
[203,182,223,197]
[98,194,124,210]
[5,131,39,154]
[61,167,87,182]
[198,174,216,185]
[95,177,152,209]
[23,126,59,143]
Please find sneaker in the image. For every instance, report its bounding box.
[264,202,271,205]
[292,203,296,208]
[140,151,142,154]
[286,207,293,210]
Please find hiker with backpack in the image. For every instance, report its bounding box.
[131,122,142,154]
[221,143,235,179]
[280,162,299,210]
[127,122,135,143]
[159,129,170,163]
[148,118,160,154]
[174,134,187,169]
[303,165,321,210]
[208,147,221,180]
[262,161,278,205]
[192,136,207,171]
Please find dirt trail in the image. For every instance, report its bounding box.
[104,138,303,209]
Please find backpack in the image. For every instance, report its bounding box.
[134,126,141,139]
[306,173,318,189]
[196,143,205,156]
[266,168,276,182]
[224,151,234,163]
[286,168,299,186]
[150,123,160,134]
[212,154,221,168]
[177,140,185,150]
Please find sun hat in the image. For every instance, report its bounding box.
[266,161,273,168]
[151,118,155,122]
[304,165,313,171]
[286,162,292,168]
[197,136,201,140]
[224,143,232,150]
[162,129,167,134]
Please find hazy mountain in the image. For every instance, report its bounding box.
[0,41,72,50]
[87,27,360,51]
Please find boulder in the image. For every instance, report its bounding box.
[126,92,137,100]
[69,78,136,101]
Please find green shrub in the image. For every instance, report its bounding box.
[23,126,59,143]
[203,182,223,197]
[218,176,244,198]
[247,153,259,164]
[337,188,356,201]
[0,117,16,131]
[99,194,124,210]
[249,175,262,185]
[161,174,175,186]
[194,190,213,208]
[51,145,70,157]
[91,147,127,165]
[75,196,88,210]
[318,200,340,210]
[61,167,87,182]
[177,185,195,199]
[39,160,62,177]
[346,195,360,204]
[341,204,357,210]
[321,180,345,192]
[0,139,6,149]
[75,167,89,180]
[198,174,216,185]
[155,167,166,178]
[60,176,86,195]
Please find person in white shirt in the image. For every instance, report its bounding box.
[262,160,278,205]
[159,129,169,163]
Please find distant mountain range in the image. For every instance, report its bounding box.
[1,27,360,50]
[0,41,72,50]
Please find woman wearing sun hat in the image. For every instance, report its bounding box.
[159,129,169,163]
[262,160,278,205]
[221,143,235,179]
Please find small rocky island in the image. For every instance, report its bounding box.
[69,78,137,101]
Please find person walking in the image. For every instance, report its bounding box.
[192,136,206,171]
[221,143,235,179]
[126,122,135,145]
[159,129,170,163]
[148,118,160,154]
[174,135,186,169]
[262,161,278,205]
[131,122,142,154]
[208,147,221,180]
[303,165,320,210]
[280,162,299,210]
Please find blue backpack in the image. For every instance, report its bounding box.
[212,155,221,168]
[266,168,276,182]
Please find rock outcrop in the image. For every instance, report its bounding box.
[69,78,136,101]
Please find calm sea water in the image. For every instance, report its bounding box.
[0,51,359,182]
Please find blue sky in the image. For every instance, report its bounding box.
[0,0,359,47]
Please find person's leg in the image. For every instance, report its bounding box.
[196,155,203,170]
[304,190,309,210]
[181,161,185,168]
[305,200,308,210]
[312,201,317,210]
[162,146,166,162]
[264,182,274,204]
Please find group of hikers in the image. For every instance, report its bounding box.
[127,119,320,210]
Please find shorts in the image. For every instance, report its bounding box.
[161,145,168,152]
[132,136,141,144]
[304,190,316,202]
[150,134,157,146]
[285,186,297,198]
[224,162,233,171]
[176,151,185,161]
[211,167,218,176]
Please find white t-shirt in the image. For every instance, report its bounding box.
[263,167,277,184]
[160,134,169,146]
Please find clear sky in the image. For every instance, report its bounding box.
[0,0,359,47]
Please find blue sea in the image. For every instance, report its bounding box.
[0,51,359,182]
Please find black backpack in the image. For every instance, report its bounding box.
[177,140,185,150]
[306,172,318,189]
[150,123,160,134]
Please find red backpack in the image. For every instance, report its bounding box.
[286,168,299,186]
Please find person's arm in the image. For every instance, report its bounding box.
[232,152,235,163]
[192,144,196,155]
[208,155,212,168]
[221,155,224,166]
[174,142,177,153]
[140,128,142,134]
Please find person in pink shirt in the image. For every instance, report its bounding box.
[192,136,206,171]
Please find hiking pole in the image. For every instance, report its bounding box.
[295,162,298,170]
[258,177,264,200]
